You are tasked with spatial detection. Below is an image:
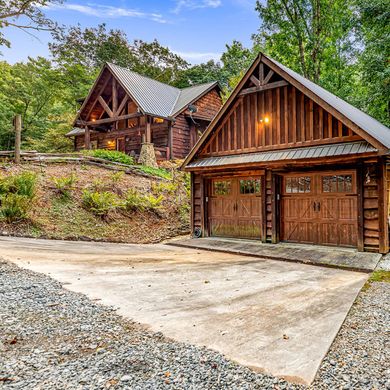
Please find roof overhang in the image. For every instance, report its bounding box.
[185,141,378,171]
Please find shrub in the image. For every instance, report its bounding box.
[82,190,119,217]
[0,172,37,198]
[111,171,125,184]
[51,174,78,198]
[123,189,146,212]
[85,149,135,165]
[151,181,178,195]
[144,194,164,212]
[136,165,172,180]
[0,194,30,222]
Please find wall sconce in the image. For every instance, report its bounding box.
[154,117,164,124]
[260,116,270,124]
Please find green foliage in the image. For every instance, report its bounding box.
[51,173,78,198]
[82,190,119,217]
[111,171,125,184]
[0,194,31,222]
[123,189,146,212]
[0,171,37,198]
[0,1,60,50]
[355,0,390,126]
[123,189,164,213]
[0,57,74,151]
[136,165,172,180]
[151,181,178,195]
[85,149,135,165]
[144,194,164,211]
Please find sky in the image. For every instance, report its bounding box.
[3,0,260,65]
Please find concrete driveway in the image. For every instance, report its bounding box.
[0,236,367,384]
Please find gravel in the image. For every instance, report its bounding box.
[1,259,388,389]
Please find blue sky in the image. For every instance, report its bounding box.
[3,0,260,65]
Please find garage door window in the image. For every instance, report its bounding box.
[240,179,261,194]
[213,180,231,196]
[322,175,352,193]
[285,176,311,193]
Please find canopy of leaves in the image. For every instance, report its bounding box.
[0,0,61,49]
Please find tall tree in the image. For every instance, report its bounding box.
[50,24,189,86]
[0,0,61,49]
[355,0,390,126]
[254,0,357,91]
[0,58,73,151]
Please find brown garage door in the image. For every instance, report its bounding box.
[281,171,358,247]
[208,176,263,240]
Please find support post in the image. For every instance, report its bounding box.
[146,116,152,143]
[168,121,173,159]
[85,125,91,150]
[14,114,22,164]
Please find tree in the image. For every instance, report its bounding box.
[355,0,390,126]
[0,0,61,49]
[0,58,73,151]
[174,60,223,88]
[50,24,189,86]
[253,0,357,89]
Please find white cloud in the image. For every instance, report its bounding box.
[173,0,222,14]
[45,3,167,23]
[172,49,222,64]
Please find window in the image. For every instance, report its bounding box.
[213,180,231,196]
[285,176,311,193]
[240,179,261,195]
[322,175,352,193]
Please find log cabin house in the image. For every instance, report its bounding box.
[182,53,390,254]
[66,63,222,161]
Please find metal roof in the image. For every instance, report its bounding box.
[107,63,218,118]
[65,128,86,137]
[187,141,376,168]
[171,82,217,116]
[271,57,390,149]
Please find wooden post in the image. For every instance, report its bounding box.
[85,125,91,150]
[112,78,118,114]
[168,121,173,159]
[14,114,22,164]
[146,116,151,143]
[357,163,364,252]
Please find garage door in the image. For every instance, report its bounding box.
[208,176,263,239]
[281,171,358,247]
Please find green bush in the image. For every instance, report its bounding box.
[124,189,146,212]
[82,190,119,217]
[111,171,125,184]
[136,165,172,180]
[0,172,37,198]
[85,149,135,165]
[123,190,164,213]
[0,194,30,222]
[51,173,78,198]
[144,194,164,211]
[151,181,178,195]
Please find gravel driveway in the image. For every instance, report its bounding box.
[1,259,389,389]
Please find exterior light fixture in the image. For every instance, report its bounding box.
[260,116,270,124]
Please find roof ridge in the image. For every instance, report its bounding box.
[180,81,217,91]
[106,62,180,92]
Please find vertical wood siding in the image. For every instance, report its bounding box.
[200,85,361,157]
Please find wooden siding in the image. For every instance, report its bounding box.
[172,88,222,159]
[192,173,203,232]
[200,85,362,157]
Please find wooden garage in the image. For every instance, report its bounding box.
[182,53,390,253]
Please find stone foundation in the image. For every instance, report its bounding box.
[138,143,158,168]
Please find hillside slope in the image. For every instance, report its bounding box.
[0,163,190,243]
